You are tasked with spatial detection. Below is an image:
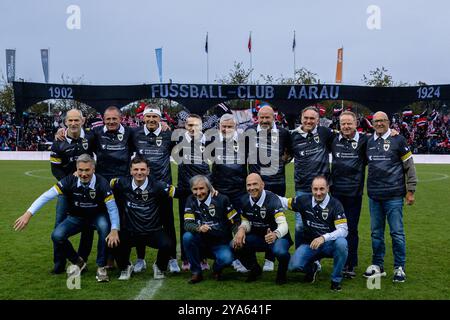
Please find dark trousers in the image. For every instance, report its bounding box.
[262,183,286,262]
[160,197,177,258]
[177,190,191,262]
[333,194,362,269]
[115,229,172,272]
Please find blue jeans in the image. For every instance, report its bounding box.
[294,191,311,249]
[183,232,234,275]
[289,237,348,283]
[369,197,406,269]
[51,213,110,267]
[239,234,291,276]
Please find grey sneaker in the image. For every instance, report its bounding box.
[168,259,181,273]
[67,257,86,277]
[153,263,165,280]
[118,265,134,281]
[262,259,274,272]
[393,266,406,283]
[133,259,147,273]
[96,267,109,282]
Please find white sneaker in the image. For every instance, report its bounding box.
[232,259,249,273]
[314,260,322,272]
[393,266,406,283]
[363,264,387,278]
[168,259,181,273]
[153,263,165,280]
[263,259,275,272]
[118,265,134,280]
[133,259,147,273]
[200,260,210,271]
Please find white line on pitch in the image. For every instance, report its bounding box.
[24,169,53,180]
[134,279,164,300]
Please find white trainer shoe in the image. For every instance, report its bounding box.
[168,258,181,273]
[232,259,249,273]
[363,264,387,278]
[153,263,166,280]
[133,259,147,273]
[393,266,406,283]
[118,265,134,280]
[263,259,275,272]
[200,259,210,271]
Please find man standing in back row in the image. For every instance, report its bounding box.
[364,111,417,283]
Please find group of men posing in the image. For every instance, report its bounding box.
[14,103,417,291]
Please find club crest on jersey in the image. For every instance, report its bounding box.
[141,189,149,201]
[82,139,88,150]
[314,135,320,143]
[321,208,329,220]
[260,207,267,219]
[117,133,124,141]
[271,135,278,144]
[233,144,239,152]
[383,143,390,151]
[208,205,216,217]
[352,141,358,149]
[200,145,205,153]
[156,137,162,147]
[89,189,96,199]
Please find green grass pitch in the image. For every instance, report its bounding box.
[1,161,449,300]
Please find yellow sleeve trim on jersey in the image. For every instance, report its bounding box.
[110,178,118,188]
[227,209,237,220]
[50,157,62,164]
[335,219,347,226]
[104,194,114,203]
[54,184,63,195]
[169,185,176,198]
[184,213,195,220]
[288,198,293,210]
[274,211,285,219]
[401,151,412,162]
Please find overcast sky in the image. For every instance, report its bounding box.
[1,0,449,86]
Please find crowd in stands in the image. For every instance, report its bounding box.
[1,104,449,154]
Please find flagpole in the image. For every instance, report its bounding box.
[293,31,296,81]
[206,32,209,84]
[47,47,51,115]
[249,31,252,84]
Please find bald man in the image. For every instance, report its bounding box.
[49,108,95,274]
[364,111,417,283]
[245,106,292,271]
[233,173,292,285]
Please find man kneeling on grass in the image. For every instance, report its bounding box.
[279,175,348,291]
[14,154,120,282]
[110,156,178,281]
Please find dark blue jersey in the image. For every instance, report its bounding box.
[90,125,133,181]
[131,126,174,184]
[210,134,247,196]
[246,124,291,187]
[288,194,347,244]
[184,193,238,245]
[290,126,333,192]
[50,130,94,180]
[240,190,292,243]
[366,130,413,200]
[173,133,211,192]
[111,176,176,234]
[330,132,368,197]
[55,174,113,218]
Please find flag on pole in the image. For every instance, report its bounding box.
[292,32,296,52]
[40,49,49,83]
[205,33,208,53]
[248,32,252,52]
[5,49,16,83]
[155,48,163,83]
[335,47,343,84]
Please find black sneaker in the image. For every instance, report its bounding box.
[275,273,287,285]
[343,266,356,279]
[245,265,262,283]
[331,281,342,292]
[304,262,319,283]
